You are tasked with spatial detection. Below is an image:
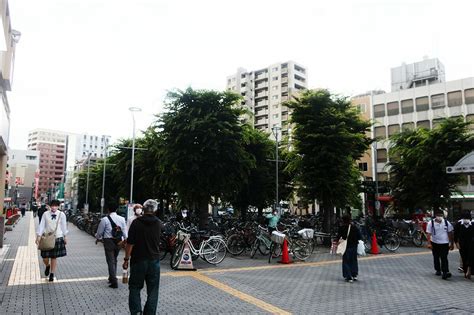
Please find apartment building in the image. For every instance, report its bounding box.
[0,0,20,221]
[6,150,39,204]
[27,129,68,198]
[226,61,307,139]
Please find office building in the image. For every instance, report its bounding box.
[226,61,307,139]
[6,150,39,204]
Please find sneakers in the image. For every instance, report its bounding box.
[45,265,50,277]
[109,283,118,289]
[458,266,464,273]
[345,278,353,283]
[435,271,442,276]
[49,273,54,282]
[442,272,452,280]
[352,276,358,281]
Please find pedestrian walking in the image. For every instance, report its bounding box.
[35,200,68,282]
[31,202,38,218]
[38,202,47,222]
[454,211,473,279]
[95,202,127,289]
[123,199,164,315]
[20,204,26,217]
[336,214,363,283]
[127,204,143,231]
[426,209,454,280]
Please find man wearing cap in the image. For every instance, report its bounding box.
[426,209,454,280]
[123,199,164,315]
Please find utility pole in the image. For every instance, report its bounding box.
[85,153,91,211]
[271,126,282,215]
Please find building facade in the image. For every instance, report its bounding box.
[27,129,68,199]
[391,57,445,92]
[6,150,39,205]
[226,61,307,139]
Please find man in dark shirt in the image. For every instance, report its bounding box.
[123,199,164,315]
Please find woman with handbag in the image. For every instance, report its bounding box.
[35,200,68,282]
[336,214,362,283]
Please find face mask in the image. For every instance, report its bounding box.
[135,208,142,216]
[435,216,443,222]
[463,219,471,225]
[51,206,58,212]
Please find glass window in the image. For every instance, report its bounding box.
[374,104,385,118]
[402,122,415,131]
[358,162,368,172]
[432,118,444,128]
[465,89,474,105]
[376,149,387,163]
[416,97,429,111]
[431,94,445,109]
[466,114,474,130]
[417,120,430,129]
[272,76,279,81]
[447,91,462,107]
[401,99,414,114]
[272,85,278,90]
[272,67,278,71]
[387,124,400,136]
[356,104,366,113]
[272,95,278,100]
[272,114,279,118]
[374,126,386,139]
[387,102,399,116]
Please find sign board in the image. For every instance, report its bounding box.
[177,243,196,270]
[446,165,474,174]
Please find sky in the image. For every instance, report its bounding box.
[7,0,474,149]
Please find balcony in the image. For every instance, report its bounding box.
[255,91,268,99]
[281,86,288,93]
[255,72,268,81]
[282,77,288,84]
[281,96,289,102]
[255,119,269,126]
[255,110,268,117]
[255,82,268,90]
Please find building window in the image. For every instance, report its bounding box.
[374,126,386,139]
[272,85,278,90]
[376,149,387,163]
[431,94,445,109]
[272,76,279,81]
[377,172,388,181]
[447,91,462,107]
[464,89,474,105]
[273,104,279,109]
[373,104,385,118]
[387,124,400,136]
[466,114,474,130]
[272,67,278,71]
[272,95,278,100]
[273,114,279,119]
[402,122,415,131]
[358,162,368,172]
[356,104,366,113]
[432,118,444,129]
[387,101,399,116]
[401,99,414,114]
[416,96,429,111]
[417,120,430,129]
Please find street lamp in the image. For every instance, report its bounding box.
[85,153,91,212]
[271,126,282,215]
[128,106,142,205]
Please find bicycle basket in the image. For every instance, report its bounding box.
[298,228,314,240]
[271,231,286,244]
[177,231,190,241]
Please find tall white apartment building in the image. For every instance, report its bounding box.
[65,133,111,172]
[226,61,307,139]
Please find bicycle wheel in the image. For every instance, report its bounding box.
[170,242,184,270]
[258,239,270,256]
[412,231,423,247]
[226,234,245,256]
[268,242,282,263]
[203,238,227,265]
[159,236,168,261]
[384,233,400,252]
[250,239,258,258]
[293,239,312,261]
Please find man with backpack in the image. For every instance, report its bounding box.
[95,202,127,288]
[426,209,454,280]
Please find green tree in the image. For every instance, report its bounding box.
[156,88,254,227]
[388,118,474,212]
[287,89,372,231]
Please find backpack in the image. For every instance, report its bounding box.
[107,215,123,241]
[431,218,449,236]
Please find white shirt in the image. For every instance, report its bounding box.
[37,210,68,239]
[95,212,128,240]
[426,219,453,244]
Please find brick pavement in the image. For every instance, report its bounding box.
[0,212,472,314]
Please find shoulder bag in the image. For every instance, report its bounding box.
[38,214,61,251]
[336,224,351,255]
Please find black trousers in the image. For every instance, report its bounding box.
[431,242,449,273]
[103,239,121,284]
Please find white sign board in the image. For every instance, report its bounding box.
[446,165,474,174]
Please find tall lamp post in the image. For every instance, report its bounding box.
[85,153,91,212]
[271,126,282,215]
[128,107,142,206]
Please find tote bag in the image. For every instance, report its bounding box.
[336,225,351,255]
[38,215,60,251]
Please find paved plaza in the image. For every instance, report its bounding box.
[0,212,473,314]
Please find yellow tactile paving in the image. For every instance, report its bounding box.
[191,272,292,315]
[7,214,41,286]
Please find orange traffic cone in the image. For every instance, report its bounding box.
[278,239,293,264]
[370,231,380,254]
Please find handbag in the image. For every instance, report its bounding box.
[38,213,61,251]
[336,224,351,255]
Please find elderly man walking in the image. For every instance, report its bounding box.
[123,199,164,315]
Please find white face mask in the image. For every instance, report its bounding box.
[463,219,471,225]
[435,216,443,222]
[135,208,142,216]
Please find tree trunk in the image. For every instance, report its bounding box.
[198,198,209,230]
[322,203,335,245]
[257,207,263,218]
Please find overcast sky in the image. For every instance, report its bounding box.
[7,0,474,149]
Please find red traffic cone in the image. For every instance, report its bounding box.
[278,239,293,264]
[370,231,380,254]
